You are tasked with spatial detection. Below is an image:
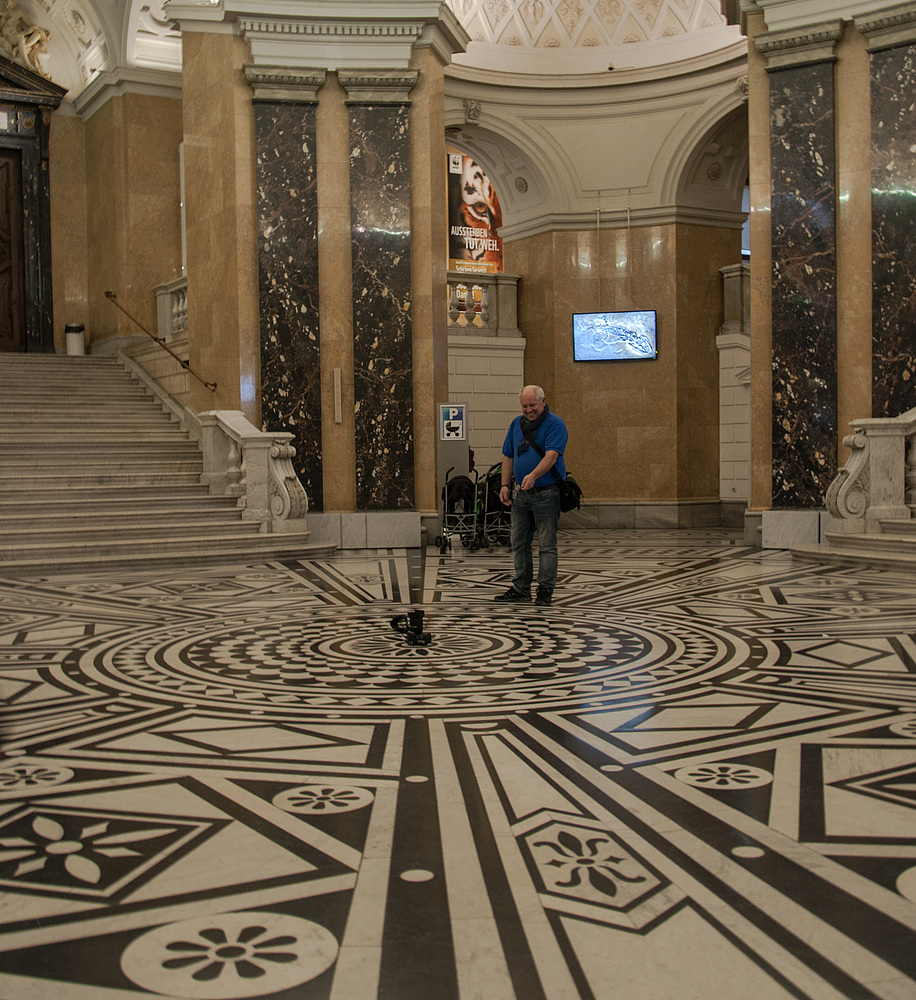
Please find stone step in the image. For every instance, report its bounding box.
[0,443,202,462]
[791,533,916,569]
[0,533,336,576]
[0,398,168,414]
[0,354,120,364]
[3,461,203,478]
[0,413,175,429]
[0,370,128,384]
[879,518,916,535]
[1,519,257,546]
[0,505,243,526]
[0,483,223,506]
[827,531,916,551]
[0,429,193,444]
[0,528,283,559]
[0,469,204,488]
[0,385,159,400]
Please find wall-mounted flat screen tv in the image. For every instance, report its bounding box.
[572,310,658,362]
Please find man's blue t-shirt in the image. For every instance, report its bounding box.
[502,411,568,487]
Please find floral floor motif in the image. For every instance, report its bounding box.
[0,529,915,999]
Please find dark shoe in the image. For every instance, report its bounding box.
[534,587,552,607]
[495,587,530,602]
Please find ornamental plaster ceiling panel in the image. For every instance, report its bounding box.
[0,0,111,94]
[449,0,726,47]
[127,0,180,71]
[542,107,686,192]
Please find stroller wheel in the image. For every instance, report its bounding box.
[434,535,443,548]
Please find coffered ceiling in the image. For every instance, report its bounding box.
[6,0,736,99]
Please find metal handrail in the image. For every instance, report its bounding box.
[104,290,216,392]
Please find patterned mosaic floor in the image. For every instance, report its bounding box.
[1,529,915,999]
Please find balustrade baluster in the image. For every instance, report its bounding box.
[906,432,916,510]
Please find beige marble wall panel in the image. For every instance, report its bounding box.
[318,73,356,512]
[49,115,88,351]
[182,31,259,418]
[676,224,740,499]
[84,100,125,344]
[122,94,184,334]
[835,24,873,443]
[410,45,449,516]
[79,95,182,354]
[506,220,733,503]
[746,12,774,510]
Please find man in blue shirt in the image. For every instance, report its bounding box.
[495,385,568,607]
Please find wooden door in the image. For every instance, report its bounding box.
[0,147,25,353]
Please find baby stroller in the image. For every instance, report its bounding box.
[480,462,511,546]
[435,466,482,553]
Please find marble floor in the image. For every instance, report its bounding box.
[0,528,915,1000]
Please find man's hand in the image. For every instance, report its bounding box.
[520,473,537,491]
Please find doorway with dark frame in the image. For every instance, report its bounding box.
[0,145,25,353]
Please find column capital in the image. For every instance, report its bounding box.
[754,20,844,69]
[243,65,327,101]
[855,2,916,50]
[338,68,419,103]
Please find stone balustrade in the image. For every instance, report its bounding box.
[155,276,188,339]
[194,411,310,532]
[447,271,521,337]
[826,406,916,532]
[117,352,309,535]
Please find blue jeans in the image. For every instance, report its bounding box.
[510,485,561,595]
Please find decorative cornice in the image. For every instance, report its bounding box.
[500,205,747,243]
[239,18,427,42]
[338,68,419,104]
[855,3,916,50]
[71,67,183,121]
[411,6,469,66]
[236,13,458,71]
[754,20,844,69]
[244,65,326,102]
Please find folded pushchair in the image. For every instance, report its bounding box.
[435,466,482,553]
[480,462,511,546]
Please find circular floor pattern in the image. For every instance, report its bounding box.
[67,605,750,717]
[120,911,338,999]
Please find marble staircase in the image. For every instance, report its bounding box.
[0,354,333,575]
[792,523,916,569]
[790,406,916,570]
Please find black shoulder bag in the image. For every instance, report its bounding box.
[520,428,583,513]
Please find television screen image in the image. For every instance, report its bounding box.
[572,310,657,361]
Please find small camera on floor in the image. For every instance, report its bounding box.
[390,609,432,646]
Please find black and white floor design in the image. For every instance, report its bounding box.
[1,529,915,999]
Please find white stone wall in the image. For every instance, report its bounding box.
[716,330,751,502]
[447,334,526,474]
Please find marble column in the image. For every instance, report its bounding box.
[182,31,260,418]
[317,73,357,514]
[834,25,873,441]
[408,43,451,518]
[247,68,325,508]
[757,25,841,509]
[342,72,418,511]
[747,10,775,512]
[863,25,916,417]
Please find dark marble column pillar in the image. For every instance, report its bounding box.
[342,72,418,510]
[869,41,916,417]
[768,58,838,507]
[248,69,326,508]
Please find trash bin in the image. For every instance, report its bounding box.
[65,323,86,356]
